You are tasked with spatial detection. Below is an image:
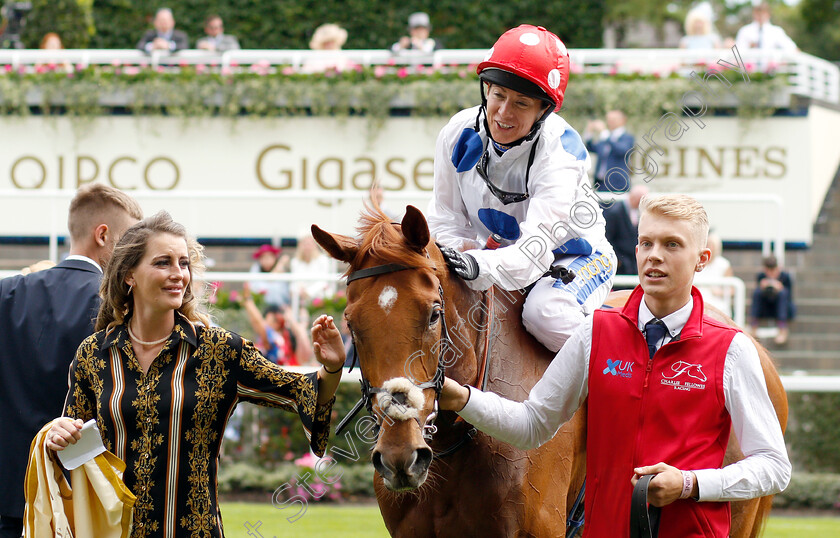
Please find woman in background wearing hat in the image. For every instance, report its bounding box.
[303,23,352,73]
[248,243,291,307]
[391,12,441,54]
[428,25,616,353]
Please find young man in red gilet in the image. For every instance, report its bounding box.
[440,194,790,537]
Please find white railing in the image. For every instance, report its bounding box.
[1,48,836,104]
[613,274,747,328]
[0,189,786,268]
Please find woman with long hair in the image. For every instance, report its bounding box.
[45,211,344,536]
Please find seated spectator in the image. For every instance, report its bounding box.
[749,255,795,345]
[302,23,351,73]
[735,2,797,52]
[196,14,240,53]
[391,12,440,54]
[290,234,335,305]
[695,232,735,316]
[39,32,63,50]
[679,8,721,49]
[248,244,291,307]
[584,110,635,193]
[243,283,311,366]
[136,7,189,53]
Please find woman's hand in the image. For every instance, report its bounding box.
[311,315,344,373]
[46,417,84,452]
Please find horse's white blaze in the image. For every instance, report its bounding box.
[378,286,398,314]
[376,377,424,421]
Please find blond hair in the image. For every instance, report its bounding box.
[95,211,210,331]
[684,10,712,36]
[67,184,143,243]
[639,194,709,249]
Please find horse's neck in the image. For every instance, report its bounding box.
[444,280,488,388]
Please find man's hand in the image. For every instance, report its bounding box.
[440,246,479,281]
[439,377,470,412]
[631,462,696,507]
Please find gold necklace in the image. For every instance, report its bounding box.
[128,323,171,346]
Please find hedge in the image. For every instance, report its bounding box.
[20,0,605,51]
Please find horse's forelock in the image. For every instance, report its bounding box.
[349,207,435,274]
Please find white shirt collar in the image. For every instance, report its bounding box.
[64,254,102,273]
[638,296,693,338]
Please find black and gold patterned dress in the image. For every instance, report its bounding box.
[63,314,334,537]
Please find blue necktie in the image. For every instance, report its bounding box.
[644,319,668,359]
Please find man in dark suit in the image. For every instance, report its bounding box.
[603,184,648,277]
[136,7,189,53]
[585,109,635,193]
[0,184,141,537]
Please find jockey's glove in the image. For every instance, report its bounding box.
[440,246,480,281]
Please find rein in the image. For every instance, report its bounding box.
[335,255,494,458]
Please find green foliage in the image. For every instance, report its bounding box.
[773,473,840,511]
[793,0,840,62]
[21,0,605,50]
[0,66,787,131]
[786,392,840,473]
[21,0,94,49]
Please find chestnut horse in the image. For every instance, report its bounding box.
[313,206,787,537]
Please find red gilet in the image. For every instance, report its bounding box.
[584,286,737,538]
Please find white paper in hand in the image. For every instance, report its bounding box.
[56,419,107,470]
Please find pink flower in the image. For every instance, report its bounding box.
[457,69,467,79]
[354,63,363,73]
[387,58,396,66]
[179,60,187,68]
[335,289,346,298]
[282,66,295,75]
[229,290,239,302]
[397,67,408,78]
[75,63,85,72]
[111,59,121,68]
[4,64,11,73]
[311,297,324,308]
[156,66,165,73]
[230,61,239,68]
[196,63,207,74]
[18,65,26,74]
[608,66,618,76]
[745,62,755,73]
[294,452,319,468]
[35,64,46,74]
[374,65,387,78]
[570,61,583,74]
[124,66,140,75]
[221,67,233,76]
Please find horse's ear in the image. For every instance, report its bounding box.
[311,224,358,263]
[401,205,430,252]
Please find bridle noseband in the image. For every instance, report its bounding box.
[337,260,453,443]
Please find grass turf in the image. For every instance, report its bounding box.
[220,503,840,537]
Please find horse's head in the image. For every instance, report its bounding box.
[313,205,471,491]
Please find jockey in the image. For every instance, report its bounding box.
[427,25,616,352]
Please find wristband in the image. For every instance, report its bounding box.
[679,470,694,500]
[322,364,342,374]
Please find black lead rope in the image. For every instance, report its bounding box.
[630,474,660,538]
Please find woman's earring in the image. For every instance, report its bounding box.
[127,284,133,295]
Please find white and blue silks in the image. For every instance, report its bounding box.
[428,106,616,351]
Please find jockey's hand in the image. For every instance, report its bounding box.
[440,246,479,281]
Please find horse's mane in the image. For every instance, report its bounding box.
[348,203,435,276]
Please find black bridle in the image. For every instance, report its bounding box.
[336,261,454,445]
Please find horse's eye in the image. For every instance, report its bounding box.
[429,305,442,326]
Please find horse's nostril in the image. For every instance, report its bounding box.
[372,450,391,480]
[413,447,433,474]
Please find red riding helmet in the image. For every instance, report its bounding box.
[477,25,570,111]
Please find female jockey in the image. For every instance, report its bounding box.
[427,25,617,352]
